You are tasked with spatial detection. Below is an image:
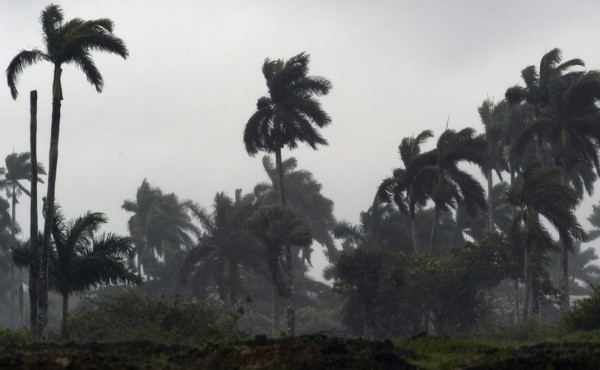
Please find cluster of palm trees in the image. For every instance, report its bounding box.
[345,48,600,325]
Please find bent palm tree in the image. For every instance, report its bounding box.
[377,130,433,253]
[244,52,332,335]
[6,4,128,340]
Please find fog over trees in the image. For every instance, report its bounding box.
[2,2,600,358]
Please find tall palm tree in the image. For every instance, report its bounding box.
[180,191,261,306]
[0,152,46,327]
[255,156,337,263]
[507,161,585,320]
[6,4,128,341]
[244,52,332,335]
[419,128,488,255]
[50,205,139,339]
[478,99,510,232]
[377,130,433,253]
[247,205,312,337]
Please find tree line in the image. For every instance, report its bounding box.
[3,3,600,342]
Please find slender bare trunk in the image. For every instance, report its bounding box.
[428,207,438,256]
[487,168,493,233]
[60,293,69,340]
[275,147,295,336]
[410,211,419,254]
[10,186,16,329]
[30,90,39,336]
[39,66,62,342]
[523,242,531,321]
[271,285,279,337]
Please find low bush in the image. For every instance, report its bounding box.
[564,284,600,331]
[69,289,241,345]
[0,327,34,347]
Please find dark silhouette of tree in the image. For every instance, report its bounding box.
[50,205,139,339]
[180,190,261,306]
[377,130,433,253]
[6,4,128,340]
[244,52,331,335]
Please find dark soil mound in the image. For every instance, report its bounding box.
[0,335,421,370]
[469,341,600,370]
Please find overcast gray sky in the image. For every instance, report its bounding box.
[2,0,600,277]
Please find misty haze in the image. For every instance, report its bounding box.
[1,1,600,369]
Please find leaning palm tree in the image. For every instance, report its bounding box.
[377,130,433,253]
[50,205,139,339]
[507,161,585,320]
[0,152,45,327]
[419,128,488,255]
[244,52,332,335]
[247,205,312,337]
[6,4,128,341]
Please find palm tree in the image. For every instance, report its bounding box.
[180,190,261,306]
[507,161,585,320]
[244,52,332,335]
[478,99,510,232]
[255,156,337,263]
[247,205,312,337]
[123,180,199,277]
[6,4,128,341]
[419,128,488,255]
[11,236,42,335]
[0,152,46,327]
[50,205,139,339]
[377,130,433,253]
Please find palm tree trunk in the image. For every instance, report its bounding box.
[559,145,570,314]
[487,168,493,233]
[275,147,296,336]
[223,257,231,307]
[523,241,531,321]
[272,284,279,337]
[409,211,419,254]
[30,90,39,336]
[513,278,520,324]
[428,207,438,256]
[10,186,16,329]
[61,293,69,340]
[29,273,38,335]
[39,65,63,342]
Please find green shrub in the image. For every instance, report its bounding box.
[0,327,34,347]
[69,289,241,345]
[564,285,600,331]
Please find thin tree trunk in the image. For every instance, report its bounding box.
[30,90,38,336]
[40,66,63,342]
[410,211,419,254]
[487,168,493,233]
[428,207,438,256]
[272,284,279,337]
[559,159,570,314]
[513,278,520,324]
[275,147,295,336]
[11,186,16,329]
[61,293,69,340]
[523,242,531,321]
[223,257,231,307]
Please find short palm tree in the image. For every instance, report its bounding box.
[255,156,337,263]
[0,152,45,327]
[247,205,312,336]
[6,4,128,341]
[244,52,331,335]
[377,130,433,253]
[180,191,261,306]
[11,236,42,335]
[507,161,585,320]
[50,205,139,339]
